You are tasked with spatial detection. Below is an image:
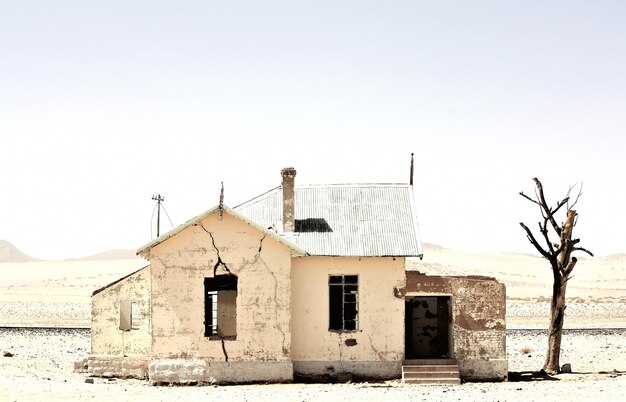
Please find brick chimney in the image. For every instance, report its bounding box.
[281,167,296,232]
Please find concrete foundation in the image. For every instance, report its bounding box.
[293,361,401,382]
[87,356,149,379]
[148,360,294,384]
[459,358,508,381]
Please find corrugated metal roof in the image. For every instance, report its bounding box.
[234,184,423,257]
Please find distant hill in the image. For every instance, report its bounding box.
[69,249,139,261]
[0,240,39,263]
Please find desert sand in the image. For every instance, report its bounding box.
[1,244,625,400]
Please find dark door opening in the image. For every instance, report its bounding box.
[405,296,451,359]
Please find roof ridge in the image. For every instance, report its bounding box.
[296,183,411,188]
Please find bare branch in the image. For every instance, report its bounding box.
[532,178,564,236]
[573,247,594,257]
[519,191,541,205]
[568,183,583,211]
[539,221,555,255]
[548,198,569,221]
[562,274,575,285]
[519,222,551,259]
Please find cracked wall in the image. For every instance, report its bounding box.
[91,266,151,357]
[291,256,405,379]
[147,210,292,365]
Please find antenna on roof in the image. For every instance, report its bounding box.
[219,182,224,221]
[409,153,414,186]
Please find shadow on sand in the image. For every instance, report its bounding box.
[508,370,560,382]
[509,369,626,381]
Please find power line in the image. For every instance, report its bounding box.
[160,204,175,230]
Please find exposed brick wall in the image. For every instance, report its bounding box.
[405,272,507,381]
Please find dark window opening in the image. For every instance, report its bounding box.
[295,218,333,232]
[329,275,358,331]
[204,275,238,338]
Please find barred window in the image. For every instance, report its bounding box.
[204,275,237,338]
[329,275,358,331]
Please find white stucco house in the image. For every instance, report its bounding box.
[86,167,506,384]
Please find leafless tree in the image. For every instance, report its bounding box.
[519,178,593,374]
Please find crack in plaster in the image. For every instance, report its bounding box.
[220,338,229,362]
[366,333,385,361]
[337,335,343,361]
[246,234,288,357]
[197,223,235,361]
[197,223,234,276]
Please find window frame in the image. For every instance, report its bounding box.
[204,275,238,340]
[119,300,141,331]
[328,274,359,332]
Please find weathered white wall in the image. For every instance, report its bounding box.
[147,210,293,363]
[405,273,507,381]
[291,257,406,368]
[91,265,151,357]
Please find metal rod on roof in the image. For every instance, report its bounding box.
[409,153,414,186]
[219,182,224,221]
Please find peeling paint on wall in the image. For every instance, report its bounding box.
[405,271,507,380]
[91,266,151,357]
[149,211,293,364]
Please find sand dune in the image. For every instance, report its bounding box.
[0,258,147,327]
[0,240,39,263]
[68,249,139,261]
[409,243,626,303]
[1,243,624,328]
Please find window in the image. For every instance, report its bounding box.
[204,275,238,338]
[119,300,140,331]
[329,275,358,331]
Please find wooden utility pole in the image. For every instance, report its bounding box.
[152,194,165,237]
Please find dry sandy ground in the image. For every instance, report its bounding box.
[0,258,146,327]
[0,327,625,401]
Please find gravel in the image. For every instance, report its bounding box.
[1,327,625,401]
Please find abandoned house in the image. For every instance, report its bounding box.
[87,167,507,384]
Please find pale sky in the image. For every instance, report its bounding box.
[2,1,625,260]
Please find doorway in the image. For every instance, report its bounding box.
[405,296,451,359]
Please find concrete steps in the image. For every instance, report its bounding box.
[402,359,460,385]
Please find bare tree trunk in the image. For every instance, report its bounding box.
[520,179,593,374]
[544,277,567,373]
